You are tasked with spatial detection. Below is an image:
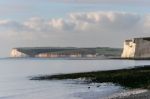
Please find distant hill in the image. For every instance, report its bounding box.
[95,47,122,58]
[10,47,122,58]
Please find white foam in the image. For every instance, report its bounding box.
[105,89,148,99]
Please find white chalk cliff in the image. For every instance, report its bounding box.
[11,49,27,57]
[121,37,150,58]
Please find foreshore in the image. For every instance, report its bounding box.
[106,89,150,99]
[31,65,150,88]
[31,65,150,99]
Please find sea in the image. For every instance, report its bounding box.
[0,58,150,99]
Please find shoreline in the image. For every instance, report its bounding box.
[31,65,150,89]
[3,57,112,60]
[5,57,150,60]
[106,89,149,99]
[31,65,150,98]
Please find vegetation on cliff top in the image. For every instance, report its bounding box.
[31,65,150,89]
[13,47,122,58]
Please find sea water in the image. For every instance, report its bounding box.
[0,58,150,99]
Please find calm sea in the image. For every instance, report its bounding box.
[0,58,150,99]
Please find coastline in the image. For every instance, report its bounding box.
[7,56,150,60]
[6,56,113,60]
[31,65,150,99]
[31,65,150,88]
[106,89,149,99]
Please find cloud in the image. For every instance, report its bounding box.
[0,12,144,33]
[0,11,150,51]
[68,12,141,31]
[44,0,150,5]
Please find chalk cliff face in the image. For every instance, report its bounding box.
[10,47,97,58]
[10,49,27,57]
[10,47,121,58]
[121,39,136,58]
[121,37,150,58]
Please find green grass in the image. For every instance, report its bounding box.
[31,65,150,89]
[95,47,122,57]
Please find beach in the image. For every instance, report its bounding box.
[107,89,149,99]
[31,65,150,99]
[1,59,150,99]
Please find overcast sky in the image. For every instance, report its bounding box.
[0,0,150,57]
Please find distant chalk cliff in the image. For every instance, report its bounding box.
[121,37,150,58]
[11,48,28,57]
[10,47,122,58]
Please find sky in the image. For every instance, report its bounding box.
[1,0,150,57]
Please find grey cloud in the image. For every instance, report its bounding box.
[0,11,149,51]
[0,12,145,34]
[45,0,150,5]
[68,12,142,32]
[0,12,143,31]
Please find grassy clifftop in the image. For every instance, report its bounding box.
[12,47,122,58]
[95,47,122,57]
